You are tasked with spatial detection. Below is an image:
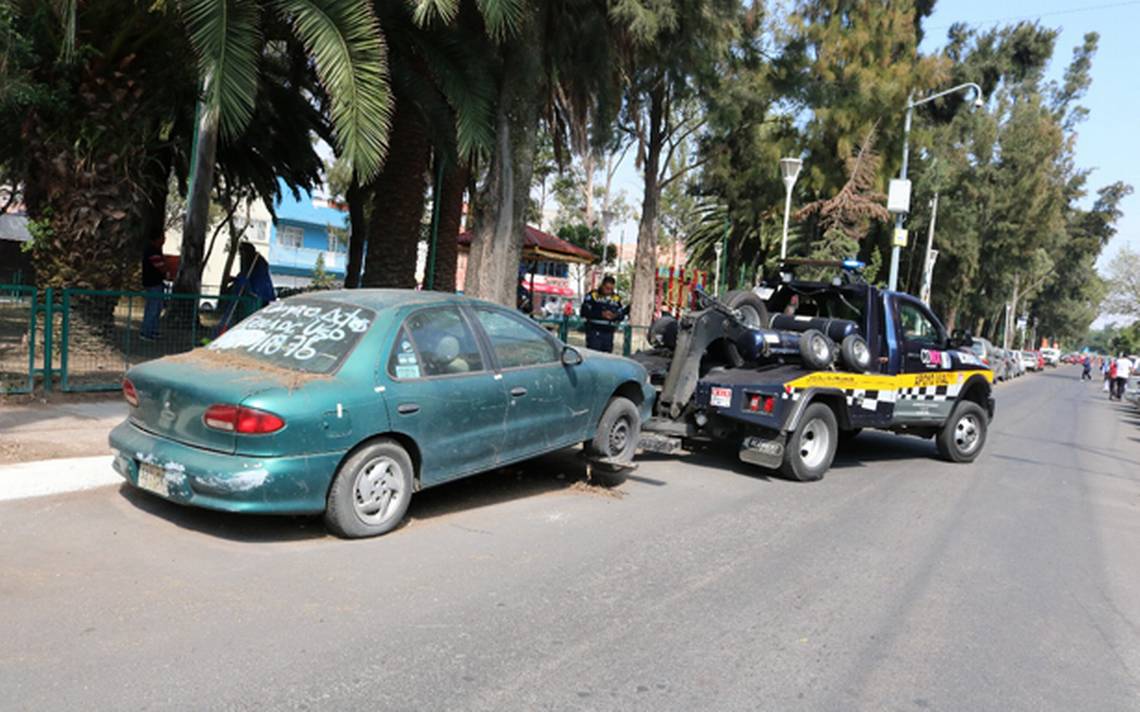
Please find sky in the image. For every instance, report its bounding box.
[605,0,1140,280]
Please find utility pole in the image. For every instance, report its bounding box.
[919,192,939,304]
[888,82,983,292]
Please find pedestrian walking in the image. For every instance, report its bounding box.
[580,275,627,353]
[1112,353,1133,400]
[140,234,168,341]
[1081,355,1092,381]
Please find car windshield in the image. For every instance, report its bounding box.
[207,299,375,374]
[787,287,865,323]
[971,342,986,356]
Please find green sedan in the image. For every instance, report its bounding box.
[109,290,654,538]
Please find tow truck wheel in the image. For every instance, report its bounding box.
[723,290,770,328]
[799,329,835,370]
[781,403,838,482]
[840,334,871,372]
[936,401,988,463]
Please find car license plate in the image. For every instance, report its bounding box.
[710,387,732,408]
[137,462,168,496]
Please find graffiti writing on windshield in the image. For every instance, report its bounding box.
[209,302,372,364]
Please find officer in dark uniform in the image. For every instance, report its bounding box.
[580,275,627,352]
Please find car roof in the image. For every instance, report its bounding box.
[284,289,503,313]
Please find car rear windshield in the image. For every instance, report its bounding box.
[206,299,375,374]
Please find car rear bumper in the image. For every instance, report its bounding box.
[109,421,341,515]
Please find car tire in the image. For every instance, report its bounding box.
[840,334,871,372]
[724,290,770,328]
[780,402,838,482]
[935,401,988,463]
[799,329,834,371]
[586,396,641,469]
[325,439,415,539]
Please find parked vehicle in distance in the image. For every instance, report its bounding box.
[1036,351,1045,370]
[1041,347,1060,367]
[110,290,655,538]
[991,348,1012,381]
[1020,350,1038,372]
[971,338,1008,380]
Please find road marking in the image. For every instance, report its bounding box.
[0,456,120,502]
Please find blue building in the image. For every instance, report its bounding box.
[267,182,350,288]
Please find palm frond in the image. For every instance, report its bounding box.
[410,0,459,27]
[182,0,262,138]
[474,0,523,41]
[273,0,392,181]
[416,31,495,161]
[53,0,77,61]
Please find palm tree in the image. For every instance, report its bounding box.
[177,0,392,294]
[358,0,496,289]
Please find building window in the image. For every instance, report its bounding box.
[278,225,303,248]
[327,226,348,253]
[246,219,269,243]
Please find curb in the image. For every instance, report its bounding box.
[0,456,121,502]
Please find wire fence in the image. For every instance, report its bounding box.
[0,285,261,394]
[0,285,36,394]
[535,317,650,357]
[1,287,651,395]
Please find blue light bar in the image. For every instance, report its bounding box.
[842,259,865,270]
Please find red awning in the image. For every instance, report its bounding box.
[457,225,597,263]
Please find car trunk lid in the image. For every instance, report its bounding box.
[126,357,283,454]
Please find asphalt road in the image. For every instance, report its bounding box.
[2,366,1139,711]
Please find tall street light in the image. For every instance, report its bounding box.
[779,157,802,261]
[887,82,983,292]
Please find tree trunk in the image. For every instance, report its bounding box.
[361,102,430,288]
[465,8,546,306]
[430,161,468,293]
[630,86,665,329]
[175,97,219,295]
[344,181,367,288]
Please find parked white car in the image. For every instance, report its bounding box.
[1020,351,1038,372]
[1040,347,1060,367]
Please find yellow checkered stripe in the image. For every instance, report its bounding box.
[783,369,993,392]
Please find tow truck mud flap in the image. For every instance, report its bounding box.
[739,434,785,469]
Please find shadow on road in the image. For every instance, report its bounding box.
[115,447,631,543]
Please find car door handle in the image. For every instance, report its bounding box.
[510,387,528,397]
[397,403,420,415]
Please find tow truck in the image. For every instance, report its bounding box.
[633,260,995,481]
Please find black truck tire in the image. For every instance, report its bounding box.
[781,402,838,482]
[935,400,988,463]
[840,334,871,372]
[724,290,770,328]
[647,314,678,349]
[799,329,834,370]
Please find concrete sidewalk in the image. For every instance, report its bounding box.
[0,397,125,500]
[0,396,125,464]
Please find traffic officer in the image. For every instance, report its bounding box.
[580,275,627,352]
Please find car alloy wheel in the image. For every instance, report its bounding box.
[352,456,408,525]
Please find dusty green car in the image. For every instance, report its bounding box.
[109,290,654,538]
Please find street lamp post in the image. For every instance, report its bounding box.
[779,158,802,261]
[888,82,983,292]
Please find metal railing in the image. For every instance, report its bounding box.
[0,285,260,394]
[0,284,36,394]
[534,316,649,357]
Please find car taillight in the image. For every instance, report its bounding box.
[122,378,139,408]
[203,404,285,434]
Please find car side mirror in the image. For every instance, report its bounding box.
[561,345,583,366]
[949,329,974,349]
